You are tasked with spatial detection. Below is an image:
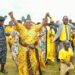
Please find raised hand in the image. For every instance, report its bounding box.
[46,12,50,17]
[8,12,14,18]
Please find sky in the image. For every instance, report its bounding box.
[0,0,75,24]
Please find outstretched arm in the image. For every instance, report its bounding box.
[35,13,48,32]
[47,12,54,23]
[8,12,18,26]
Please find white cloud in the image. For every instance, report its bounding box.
[0,0,75,24]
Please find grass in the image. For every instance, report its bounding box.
[0,45,18,75]
[0,45,75,75]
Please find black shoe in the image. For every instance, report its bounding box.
[0,70,8,74]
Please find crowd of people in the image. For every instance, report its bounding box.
[0,12,75,75]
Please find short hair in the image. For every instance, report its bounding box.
[0,16,5,22]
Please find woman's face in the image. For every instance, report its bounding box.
[24,20,32,29]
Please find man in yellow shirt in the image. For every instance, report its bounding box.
[59,40,74,75]
[53,16,75,49]
[53,16,75,62]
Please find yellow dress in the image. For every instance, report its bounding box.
[15,23,45,75]
[8,36,15,48]
[5,26,14,48]
[46,26,55,61]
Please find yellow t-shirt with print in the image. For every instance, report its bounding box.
[59,48,74,62]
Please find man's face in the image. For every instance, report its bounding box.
[63,16,68,25]
[0,21,4,26]
[64,41,70,50]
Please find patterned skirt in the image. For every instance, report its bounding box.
[0,45,7,64]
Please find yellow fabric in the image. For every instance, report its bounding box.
[50,17,54,22]
[8,36,15,49]
[13,26,17,30]
[8,36,15,45]
[15,23,45,75]
[46,26,55,61]
[59,48,74,62]
[59,24,70,41]
[5,26,15,49]
[34,23,43,32]
[5,26,14,33]
[71,30,75,46]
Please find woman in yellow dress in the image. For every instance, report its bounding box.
[5,22,14,49]
[46,24,55,62]
[9,12,47,75]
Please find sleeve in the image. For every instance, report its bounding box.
[35,24,43,32]
[70,24,75,29]
[69,49,74,56]
[15,23,24,32]
[53,25,62,42]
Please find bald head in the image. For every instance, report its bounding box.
[63,40,70,50]
[63,40,69,44]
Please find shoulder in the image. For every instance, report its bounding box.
[68,48,74,55]
[68,23,74,27]
[59,48,65,53]
[68,48,73,52]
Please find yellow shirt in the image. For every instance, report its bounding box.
[59,24,70,41]
[59,48,74,62]
[5,26,14,33]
